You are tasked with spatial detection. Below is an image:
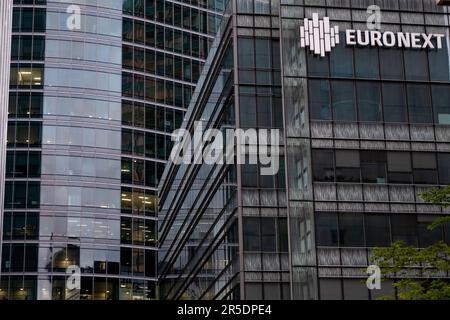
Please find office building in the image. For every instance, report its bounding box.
[0,0,223,300]
[158,0,450,300]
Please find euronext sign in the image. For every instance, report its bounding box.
[346,29,445,49]
[301,13,446,57]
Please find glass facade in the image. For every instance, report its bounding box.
[158,0,450,300]
[282,0,450,300]
[1,0,222,300]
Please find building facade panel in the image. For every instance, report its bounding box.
[159,0,450,300]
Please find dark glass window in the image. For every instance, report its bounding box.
[309,80,331,120]
[121,158,132,184]
[408,84,432,124]
[330,42,353,78]
[438,153,450,185]
[418,216,442,247]
[145,250,156,277]
[122,101,133,125]
[120,247,132,275]
[365,214,391,247]
[404,50,428,81]
[432,85,450,125]
[412,153,438,184]
[335,150,360,182]
[261,218,277,252]
[391,215,417,246]
[382,83,407,123]
[361,151,386,183]
[429,42,450,82]
[241,164,258,188]
[240,96,257,127]
[357,82,382,122]
[244,218,260,251]
[387,152,412,183]
[278,218,289,252]
[380,49,404,80]
[316,213,338,246]
[307,53,329,77]
[339,213,364,247]
[355,47,379,79]
[255,39,271,69]
[238,38,254,68]
[312,150,334,182]
[332,81,356,121]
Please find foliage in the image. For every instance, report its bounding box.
[369,187,450,300]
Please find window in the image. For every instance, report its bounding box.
[438,153,450,185]
[261,218,276,252]
[312,150,334,182]
[315,213,338,246]
[332,81,356,121]
[432,85,450,125]
[307,52,329,77]
[355,47,379,79]
[309,80,331,120]
[335,150,360,182]
[404,50,428,81]
[255,39,271,69]
[391,215,417,246]
[244,218,260,251]
[365,214,390,247]
[240,96,257,127]
[357,82,381,122]
[412,153,437,184]
[121,159,132,184]
[241,164,258,188]
[330,42,353,78]
[361,151,386,183]
[278,218,289,252]
[121,248,132,275]
[339,213,364,247]
[238,38,254,68]
[408,84,432,124]
[418,216,442,247]
[383,83,407,123]
[387,152,412,183]
[320,279,342,300]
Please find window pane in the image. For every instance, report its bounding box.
[418,216,442,247]
[312,150,334,182]
[330,43,353,78]
[380,49,404,80]
[432,85,450,125]
[404,50,428,81]
[332,81,356,121]
[339,213,364,247]
[357,82,382,122]
[361,151,386,183]
[238,38,254,68]
[387,152,412,183]
[407,84,432,124]
[391,215,417,246]
[309,80,331,120]
[382,83,407,123]
[335,150,360,182]
[355,47,379,79]
[412,152,437,184]
[365,214,391,247]
[244,218,260,251]
[261,218,276,252]
[316,213,338,246]
[438,153,450,185]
